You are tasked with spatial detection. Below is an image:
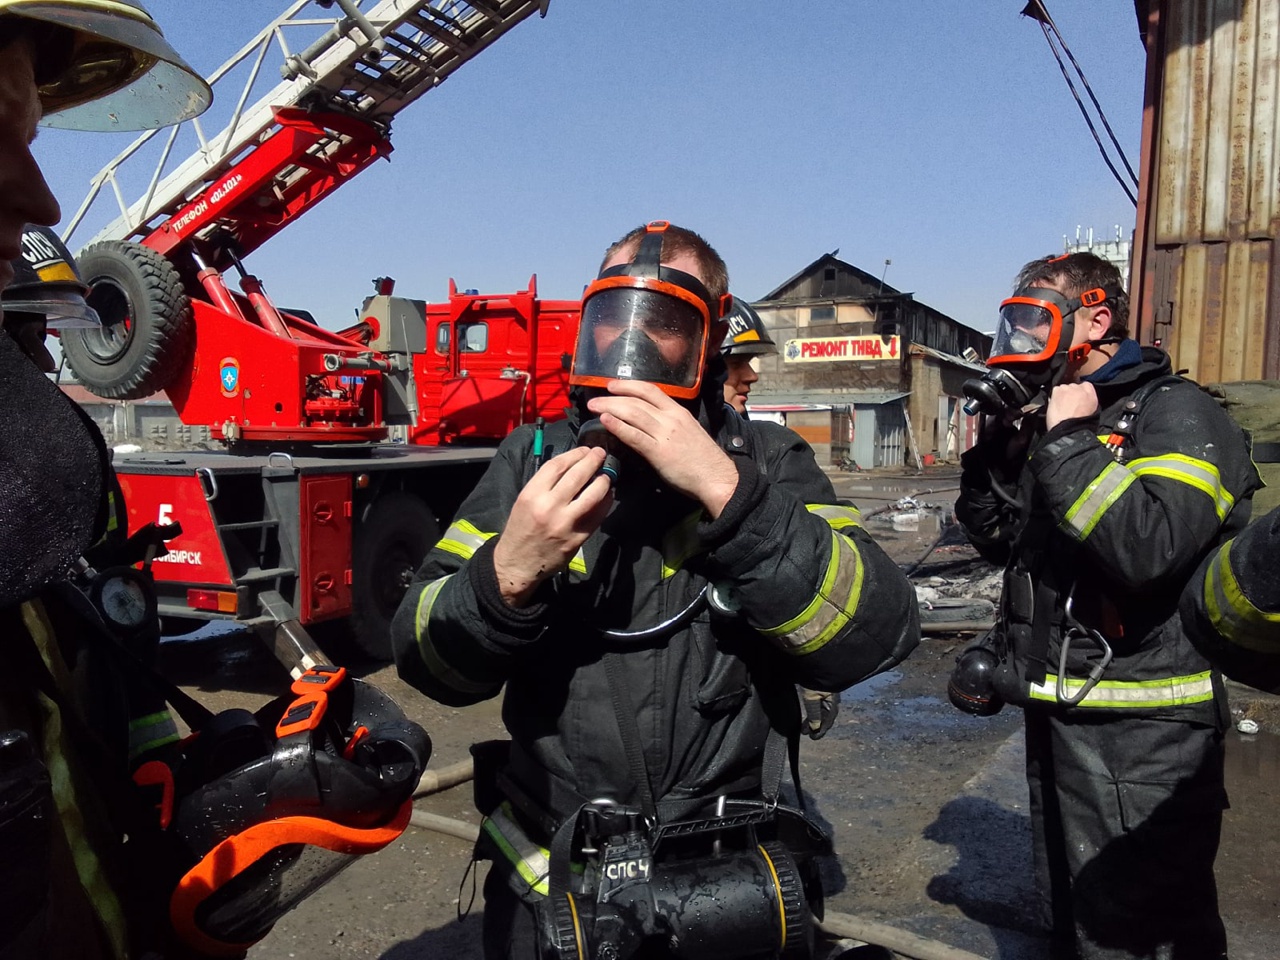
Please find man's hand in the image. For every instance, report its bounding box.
[492,446,614,607]
[1046,382,1099,431]
[587,380,739,517]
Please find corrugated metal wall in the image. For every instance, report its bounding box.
[1136,0,1280,381]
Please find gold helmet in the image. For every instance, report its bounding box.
[0,0,211,130]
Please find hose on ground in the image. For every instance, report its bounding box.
[413,757,474,798]
[406,807,993,960]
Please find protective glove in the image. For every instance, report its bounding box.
[800,689,838,740]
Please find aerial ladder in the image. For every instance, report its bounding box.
[53,0,579,661]
[59,0,557,444]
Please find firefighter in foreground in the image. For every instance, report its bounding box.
[393,221,920,960]
[954,252,1261,959]
[1,8,431,958]
[1180,504,1280,694]
[0,7,208,956]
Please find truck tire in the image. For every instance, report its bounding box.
[350,491,439,661]
[62,240,193,400]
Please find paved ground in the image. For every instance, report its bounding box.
[158,465,1280,960]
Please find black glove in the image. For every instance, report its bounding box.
[801,689,838,740]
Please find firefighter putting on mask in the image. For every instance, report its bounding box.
[392,221,922,960]
[953,251,1262,960]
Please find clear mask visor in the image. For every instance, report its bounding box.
[989,299,1064,365]
[570,285,708,397]
[2,293,101,329]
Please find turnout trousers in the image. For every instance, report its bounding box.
[1024,710,1228,960]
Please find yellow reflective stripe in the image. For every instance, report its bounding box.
[105,490,119,533]
[660,509,704,579]
[1028,671,1215,707]
[806,503,862,530]
[435,519,496,561]
[413,576,496,696]
[127,709,179,761]
[1128,453,1235,522]
[22,601,130,960]
[760,531,864,655]
[1204,539,1280,653]
[568,548,587,576]
[483,803,551,896]
[1062,461,1136,540]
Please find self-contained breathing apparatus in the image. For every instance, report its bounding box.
[533,797,828,960]
[949,366,1180,716]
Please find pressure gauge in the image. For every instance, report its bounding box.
[90,566,157,633]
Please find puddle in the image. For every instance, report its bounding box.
[841,669,903,702]
[1225,728,1280,785]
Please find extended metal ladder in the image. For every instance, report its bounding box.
[64,0,549,253]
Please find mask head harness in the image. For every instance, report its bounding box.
[963,262,1123,417]
[569,221,732,401]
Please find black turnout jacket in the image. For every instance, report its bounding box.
[393,407,920,824]
[957,347,1261,724]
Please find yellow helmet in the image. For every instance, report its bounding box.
[0,0,211,130]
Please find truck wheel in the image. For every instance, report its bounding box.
[62,240,193,400]
[350,491,439,660]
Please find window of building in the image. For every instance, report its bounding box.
[823,267,836,282]
[810,305,835,323]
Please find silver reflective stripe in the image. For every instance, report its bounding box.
[1061,461,1136,540]
[1128,453,1235,522]
[436,519,497,561]
[1028,671,1215,707]
[660,509,704,578]
[806,503,862,530]
[127,709,179,761]
[1204,539,1280,653]
[759,531,864,655]
[414,575,497,696]
[483,802,551,896]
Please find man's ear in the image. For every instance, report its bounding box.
[1085,304,1112,340]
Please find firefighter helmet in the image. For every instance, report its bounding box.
[721,299,777,358]
[0,0,211,130]
[3,224,99,328]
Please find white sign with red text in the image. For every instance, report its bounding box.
[783,335,901,362]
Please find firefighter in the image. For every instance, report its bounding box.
[719,299,838,740]
[393,222,920,960]
[0,5,211,957]
[721,297,776,415]
[1180,504,1280,694]
[954,251,1261,960]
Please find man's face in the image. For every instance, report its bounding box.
[723,355,758,413]
[0,41,62,319]
[595,247,710,369]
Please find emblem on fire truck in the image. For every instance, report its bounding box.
[220,357,241,397]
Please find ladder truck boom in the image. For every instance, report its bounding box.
[53,1,578,664]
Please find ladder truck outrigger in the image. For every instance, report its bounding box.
[60,0,580,665]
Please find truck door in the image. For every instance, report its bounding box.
[440,317,526,440]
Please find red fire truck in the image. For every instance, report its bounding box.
[60,1,579,661]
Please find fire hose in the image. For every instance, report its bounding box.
[408,760,990,960]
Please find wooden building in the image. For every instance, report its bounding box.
[746,253,991,468]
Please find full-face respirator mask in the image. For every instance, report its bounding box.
[569,222,732,486]
[962,281,1121,419]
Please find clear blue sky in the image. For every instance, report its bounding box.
[35,0,1145,335]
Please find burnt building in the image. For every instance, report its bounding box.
[746,253,991,469]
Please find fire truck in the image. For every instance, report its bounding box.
[60,0,580,662]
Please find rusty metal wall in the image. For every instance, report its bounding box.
[1137,0,1280,381]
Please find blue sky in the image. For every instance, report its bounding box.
[35,1,1146,335]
